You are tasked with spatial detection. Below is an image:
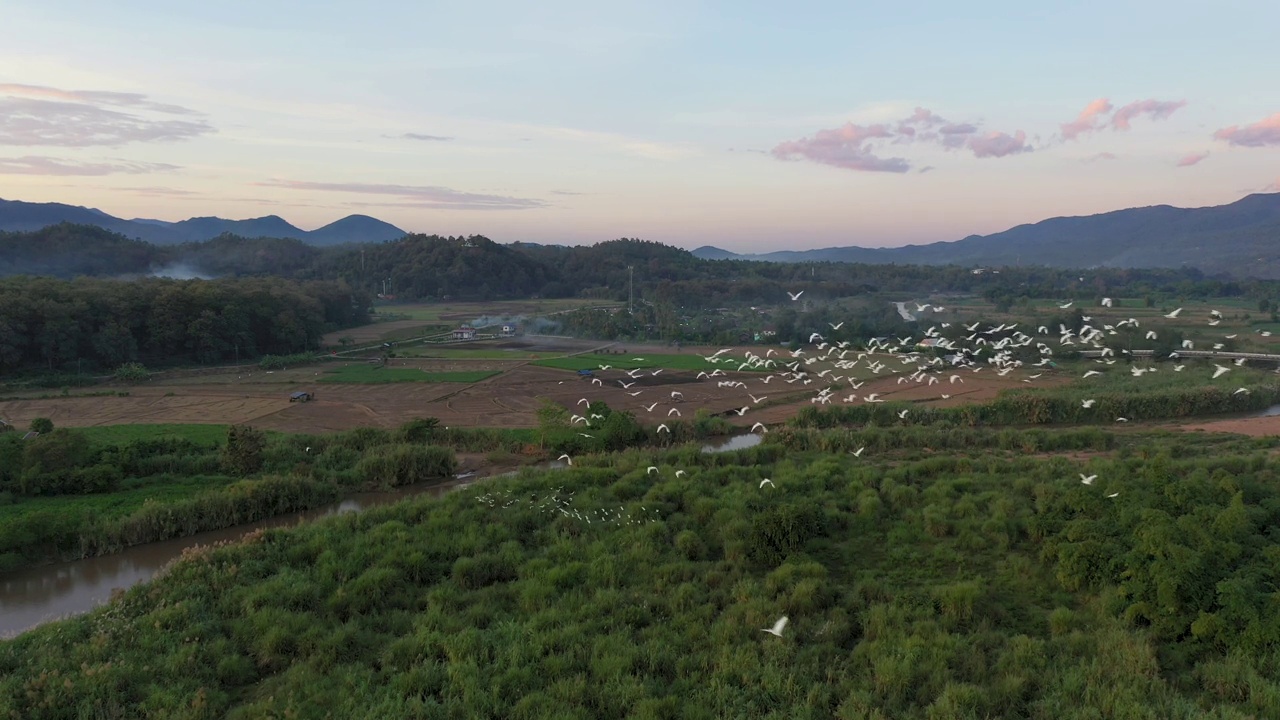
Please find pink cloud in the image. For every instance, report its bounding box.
[895,107,945,135]
[771,122,910,173]
[1175,151,1209,167]
[1111,99,1186,130]
[775,107,1036,173]
[0,155,180,175]
[1214,112,1280,147]
[0,83,199,115]
[1060,98,1113,141]
[967,130,1032,158]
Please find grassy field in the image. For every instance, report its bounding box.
[397,348,557,360]
[0,473,237,525]
[74,423,229,446]
[533,352,765,373]
[320,365,501,384]
[375,299,621,323]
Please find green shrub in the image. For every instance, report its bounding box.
[355,444,456,488]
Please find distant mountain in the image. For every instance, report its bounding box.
[694,193,1280,278]
[308,214,407,245]
[0,198,407,246]
[689,245,739,260]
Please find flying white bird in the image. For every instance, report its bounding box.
[670,391,683,399]
[759,478,775,489]
[1101,297,1113,307]
[851,446,865,457]
[1081,399,1096,408]
[1080,474,1097,485]
[787,291,804,301]
[1234,387,1250,395]
[897,409,909,419]
[1115,417,1128,423]
[558,454,572,465]
[829,321,844,330]
[1083,370,1102,378]
[1164,308,1182,318]
[647,466,658,475]
[1212,365,1230,379]
[761,616,789,638]
[750,422,768,433]
[656,424,670,433]
[1106,492,1120,498]
[1058,301,1073,309]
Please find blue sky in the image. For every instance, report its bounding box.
[2,1,1278,251]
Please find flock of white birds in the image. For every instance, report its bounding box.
[472,486,663,527]
[473,295,1263,641]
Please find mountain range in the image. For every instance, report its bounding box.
[0,198,406,246]
[693,192,1280,278]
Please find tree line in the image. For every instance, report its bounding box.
[0,275,368,375]
[6,224,1280,307]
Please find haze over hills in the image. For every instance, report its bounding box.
[693,193,1280,278]
[0,198,406,246]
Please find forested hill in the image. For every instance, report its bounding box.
[2,224,1273,304]
[693,192,1280,278]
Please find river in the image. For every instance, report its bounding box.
[700,432,764,453]
[1,436,767,640]
[0,465,566,639]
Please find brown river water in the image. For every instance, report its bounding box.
[1,435,761,639]
[0,474,497,639]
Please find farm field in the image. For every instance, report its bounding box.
[4,347,1266,439]
[321,299,623,347]
[318,365,501,384]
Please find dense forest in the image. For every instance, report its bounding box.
[0,276,368,374]
[3,224,1277,305]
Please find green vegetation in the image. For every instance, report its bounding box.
[398,347,555,360]
[6,428,1280,717]
[74,424,231,446]
[0,421,460,573]
[0,275,369,374]
[319,365,501,384]
[532,352,754,373]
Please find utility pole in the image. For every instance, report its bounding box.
[628,266,634,314]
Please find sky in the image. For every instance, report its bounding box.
[1,1,1279,252]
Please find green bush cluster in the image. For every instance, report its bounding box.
[0,421,461,571]
[257,353,317,370]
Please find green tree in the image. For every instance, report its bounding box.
[222,425,266,476]
[29,418,53,434]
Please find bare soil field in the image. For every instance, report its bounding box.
[0,340,1074,435]
[1171,415,1280,437]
